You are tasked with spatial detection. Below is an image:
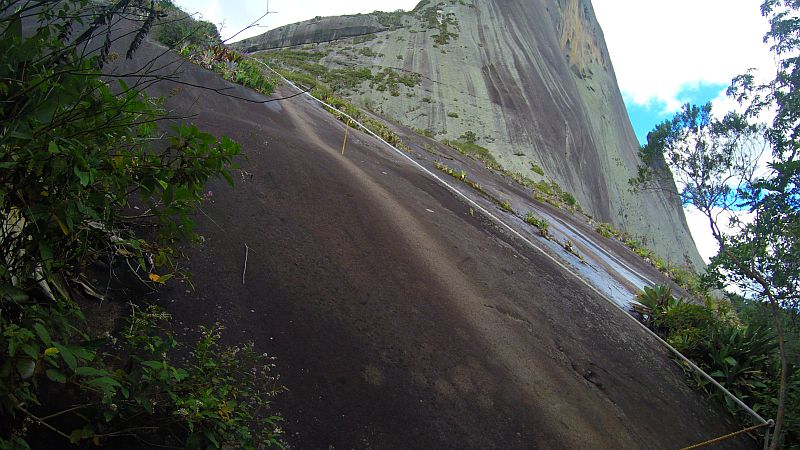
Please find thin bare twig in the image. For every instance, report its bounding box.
[242,243,252,285]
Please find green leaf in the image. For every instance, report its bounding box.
[221,169,234,186]
[48,141,60,154]
[53,342,77,370]
[724,395,736,412]
[75,366,109,377]
[141,360,165,369]
[172,368,189,381]
[163,184,174,205]
[136,394,153,414]
[8,17,21,40]
[156,274,174,284]
[204,430,220,448]
[38,242,53,271]
[33,323,52,345]
[74,167,90,186]
[0,285,28,302]
[724,356,737,367]
[21,343,39,359]
[6,130,31,140]
[68,427,93,444]
[88,376,121,389]
[8,336,19,357]
[71,345,95,361]
[46,368,67,383]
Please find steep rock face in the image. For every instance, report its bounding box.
[236,0,703,268]
[236,15,388,52]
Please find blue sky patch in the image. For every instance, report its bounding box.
[624,82,729,144]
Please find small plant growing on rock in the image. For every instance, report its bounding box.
[525,213,550,237]
[562,239,581,259]
[460,131,478,144]
[595,222,617,239]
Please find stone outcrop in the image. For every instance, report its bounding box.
[235,0,703,268]
[235,14,389,53]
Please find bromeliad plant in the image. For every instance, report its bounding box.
[525,213,549,237]
[1,1,282,448]
[636,285,799,446]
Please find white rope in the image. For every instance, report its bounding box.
[249,56,772,429]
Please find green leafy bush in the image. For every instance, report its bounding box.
[370,67,421,94]
[153,0,221,48]
[559,191,577,207]
[358,47,377,57]
[595,222,617,239]
[417,4,459,44]
[637,285,800,446]
[414,128,436,138]
[460,131,478,144]
[259,49,371,95]
[0,2,282,447]
[115,309,282,449]
[177,45,276,97]
[441,139,500,169]
[374,10,408,29]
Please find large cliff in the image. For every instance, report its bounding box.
[235,0,703,268]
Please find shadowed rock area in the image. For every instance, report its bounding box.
[235,0,704,269]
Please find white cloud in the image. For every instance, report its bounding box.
[592,0,774,112]
[684,206,755,264]
[590,1,779,266]
[678,88,772,264]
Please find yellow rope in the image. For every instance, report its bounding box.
[341,122,349,156]
[680,422,772,450]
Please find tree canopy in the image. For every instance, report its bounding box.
[632,1,800,447]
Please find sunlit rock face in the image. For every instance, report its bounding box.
[235,0,703,268]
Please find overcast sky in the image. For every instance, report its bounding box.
[176,0,775,262]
